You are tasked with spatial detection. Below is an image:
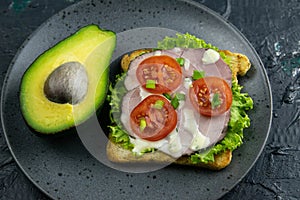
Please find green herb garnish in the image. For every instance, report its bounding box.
[163,93,172,100]
[153,100,164,109]
[192,70,205,80]
[139,118,147,131]
[211,93,221,109]
[146,79,156,89]
[171,97,180,109]
[170,93,186,109]
[176,57,185,66]
[175,93,186,101]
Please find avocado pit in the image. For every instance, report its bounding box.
[44,61,88,105]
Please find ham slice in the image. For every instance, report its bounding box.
[119,48,232,158]
[120,87,142,137]
[180,48,232,86]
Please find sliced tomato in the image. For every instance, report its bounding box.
[130,95,177,141]
[189,77,232,117]
[136,55,182,94]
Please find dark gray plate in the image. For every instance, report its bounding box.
[1,0,272,199]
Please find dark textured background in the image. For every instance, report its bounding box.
[0,0,299,199]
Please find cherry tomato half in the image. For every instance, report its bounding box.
[136,55,182,94]
[130,95,177,141]
[189,77,232,117]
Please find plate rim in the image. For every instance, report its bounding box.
[1,0,273,199]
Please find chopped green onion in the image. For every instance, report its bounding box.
[166,93,186,109]
[153,100,165,109]
[146,79,156,89]
[139,118,147,131]
[211,93,221,109]
[171,97,180,109]
[192,70,205,80]
[176,57,185,66]
[163,93,172,100]
[175,93,185,101]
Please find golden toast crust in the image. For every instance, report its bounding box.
[219,50,251,81]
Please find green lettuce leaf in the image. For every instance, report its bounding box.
[157,33,229,63]
[107,73,133,150]
[157,33,219,51]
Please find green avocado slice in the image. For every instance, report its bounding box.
[20,25,116,134]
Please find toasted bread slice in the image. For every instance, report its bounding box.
[107,48,250,170]
[219,50,251,82]
[107,140,232,170]
[121,49,152,71]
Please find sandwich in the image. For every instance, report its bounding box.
[106,33,253,170]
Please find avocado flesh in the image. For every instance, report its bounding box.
[20,25,116,134]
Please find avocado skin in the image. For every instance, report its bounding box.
[20,25,116,134]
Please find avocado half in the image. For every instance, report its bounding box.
[20,25,116,134]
